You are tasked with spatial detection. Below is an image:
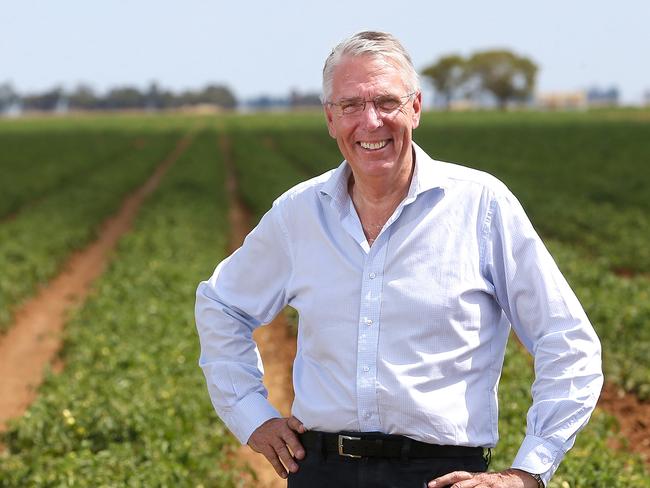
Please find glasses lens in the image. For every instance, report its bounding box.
[334,93,413,116]
[375,97,401,112]
[340,100,364,115]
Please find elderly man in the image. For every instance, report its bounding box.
[195,31,603,488]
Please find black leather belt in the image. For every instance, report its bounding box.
[299,431,484,459]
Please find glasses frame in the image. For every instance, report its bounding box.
[327,91,416,117]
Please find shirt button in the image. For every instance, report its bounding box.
[362,366,370,372]
[369,272,376,279]
[365,319,373,325]
[364,412,371,419]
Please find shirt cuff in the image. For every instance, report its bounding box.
[511,435,563,486]
[223,392,282,444]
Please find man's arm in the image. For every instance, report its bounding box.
[430,185,602,488]
[483,187,603,485]
[195,202,298,447]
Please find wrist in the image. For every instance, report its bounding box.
[513,468,544,488]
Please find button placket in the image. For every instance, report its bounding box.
[355,234,388,431]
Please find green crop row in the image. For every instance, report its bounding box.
[227,130,310,220]
[0,131,178,332]
[0,131,241,487]
[0,131,144,218]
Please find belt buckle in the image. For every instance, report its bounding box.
[338,435,362,458]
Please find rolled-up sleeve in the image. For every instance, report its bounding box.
[483,187,604,484]
[195,202,293,444]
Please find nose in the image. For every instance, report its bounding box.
[361,101,384,130]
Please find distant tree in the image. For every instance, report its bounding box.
[105,86,146,109]
[421,55,466,109]
[466,50,537,109]
[198,84,237,109]
[22,87,64,111]
[67,84,98,110]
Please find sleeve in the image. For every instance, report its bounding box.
[195,201,294,444]
[483,187,604,485]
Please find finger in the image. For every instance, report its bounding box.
[287,415,306,433]
[428,471,474,487]
[282,429,306,460]
[449,479,482,488]
[262,447,289,479]
[274,442,300,474]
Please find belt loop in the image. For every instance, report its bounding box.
[400,437,412,461]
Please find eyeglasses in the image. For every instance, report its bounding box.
[327,92,416,117]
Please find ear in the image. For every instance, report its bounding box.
[411,91,422,129]
[324,104,337,138]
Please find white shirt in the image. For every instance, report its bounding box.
[195,143,603,484]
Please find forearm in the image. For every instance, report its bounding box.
[511,324,603,484]
[196,281,281,443]
[195,204,294,442]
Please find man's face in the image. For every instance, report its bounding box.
[325,54,421,181]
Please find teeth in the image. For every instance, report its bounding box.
[360,140,388,150]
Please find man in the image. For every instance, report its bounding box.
[195,31,603,487]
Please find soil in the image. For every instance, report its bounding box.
[0,135,193,434]
[598,383,650,465]
[219,133,297,488]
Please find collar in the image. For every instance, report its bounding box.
[319,141,447,213]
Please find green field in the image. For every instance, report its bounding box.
[1,110,649,486]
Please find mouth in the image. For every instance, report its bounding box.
[358,139,389,151]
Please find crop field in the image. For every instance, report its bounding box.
[0,110,649,487]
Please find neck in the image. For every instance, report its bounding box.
[348,154,415,246]
[348,152,415,211]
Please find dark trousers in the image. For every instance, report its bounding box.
[287,439,488,488]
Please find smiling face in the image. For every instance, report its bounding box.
[325,54,421,184]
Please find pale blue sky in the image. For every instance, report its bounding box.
[2,0,649,103]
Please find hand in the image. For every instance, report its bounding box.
[247,416,306,479]
[428,468,540,488]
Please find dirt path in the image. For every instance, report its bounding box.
[0,134,193,434]
[218,133,297,488]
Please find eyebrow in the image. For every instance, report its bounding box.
[338,93,399,102]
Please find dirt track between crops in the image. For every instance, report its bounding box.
[219,133,297,488]
[0,134,193,436]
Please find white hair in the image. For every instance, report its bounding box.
[321,31,420,103]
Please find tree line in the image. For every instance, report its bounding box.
[0,82,237,112]
[1,49,538,114]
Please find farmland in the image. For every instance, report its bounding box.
[0,109,649,486]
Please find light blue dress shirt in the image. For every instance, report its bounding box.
[195,143,603,484]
